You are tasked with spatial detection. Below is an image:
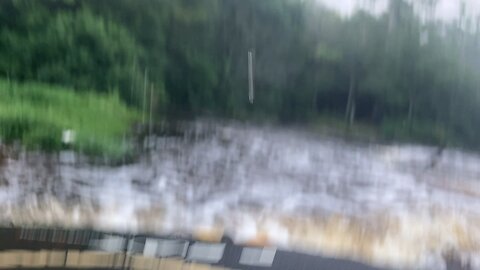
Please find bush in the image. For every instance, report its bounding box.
[0,6,152,108]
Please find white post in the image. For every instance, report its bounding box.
[248,51,254,104]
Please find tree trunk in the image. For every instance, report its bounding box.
[407,94,414,132]
[349,99,356,127]
[345,71,356,127]
[142,68,148,125]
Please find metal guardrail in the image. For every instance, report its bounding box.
[0,228,385,270]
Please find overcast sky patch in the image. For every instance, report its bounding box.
[317,0,480,22]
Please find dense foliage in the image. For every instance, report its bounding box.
[1,0,480,149]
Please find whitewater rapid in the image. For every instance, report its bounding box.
[0,121,479,269]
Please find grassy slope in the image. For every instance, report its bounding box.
[0,80,139,158]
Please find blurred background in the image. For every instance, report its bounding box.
[0,0,479,269]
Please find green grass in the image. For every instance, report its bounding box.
[380,118,449,146]
[0,80,139,158]
[309,115,451,147]
[309,115,380,142]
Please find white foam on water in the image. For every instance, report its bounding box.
[0,121,479,269]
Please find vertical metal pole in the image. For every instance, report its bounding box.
[248,51,254,103]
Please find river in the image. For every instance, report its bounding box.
[0,120,478,269]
